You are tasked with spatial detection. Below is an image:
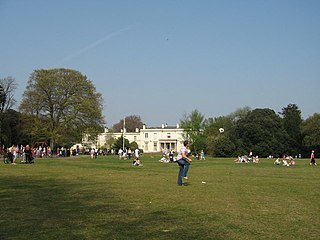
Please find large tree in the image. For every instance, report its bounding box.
[280,103,303,154]
[112,115,143,132]
[235,108,290,157]
[205,115,236,157]
[301,113,320,152]
[19,68,105,148]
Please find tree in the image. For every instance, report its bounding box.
[228,106,251,122]
[280,104,303,154]
[19,68,105,148]
[0,110,30,146]
[206,134,236,157]
[112,136,130,152]
[301,113,320,152]
[204,115,236,156]
[180,109,206,153]
[0,77,17,147]
[235,108,289,157]
[0,76,17,112]
[112,115,143,132]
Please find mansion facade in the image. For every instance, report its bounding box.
[85,123,186,153]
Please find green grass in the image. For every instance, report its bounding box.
[1,155,319,240]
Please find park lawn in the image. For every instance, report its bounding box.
[0,155,319,240]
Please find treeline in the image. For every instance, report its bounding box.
[180,105,320,158]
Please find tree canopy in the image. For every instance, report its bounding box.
[112,115,143,132]
[19,68,104,147]
[180,110,206,153]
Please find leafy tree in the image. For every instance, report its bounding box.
[280,104,303,154]
[0,109,30,146]
[19,68,104,148]
[130,141,139,150]
[112,115,143,132]
[207,134,236,157]
[227,106,251,122]
[204,116,235,156]
[180,109,206,153]
[301,113,320,152]
[235,108,289,157]
[112,136,130,152]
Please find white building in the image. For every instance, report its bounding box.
[85,123,185,153]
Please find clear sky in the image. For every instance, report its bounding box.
[1,0,319,127]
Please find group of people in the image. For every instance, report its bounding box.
[117,148,142,166]
[234,154,260,163]
[4,144,34,164]
[273,151,317,166]
[274,155,296,166]
[159,149,176,163]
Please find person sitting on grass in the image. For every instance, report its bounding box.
[253,155,259,163]
[274,158,281,165]
[289,158,296,166]
[282,158,290,167]
[133,148,142,166]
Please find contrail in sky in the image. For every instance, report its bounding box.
[54,26,132,66]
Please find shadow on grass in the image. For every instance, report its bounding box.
[0,175,228,240]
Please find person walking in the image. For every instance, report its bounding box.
[176,140,192,186]
[310,150,317,166]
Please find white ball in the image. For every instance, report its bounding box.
[219,128,225,133]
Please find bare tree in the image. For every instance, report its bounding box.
[0,76,17,112]
[112,115,143,132]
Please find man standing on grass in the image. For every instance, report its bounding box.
[176,140,192,186]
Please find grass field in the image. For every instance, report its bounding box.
[1,154,319,240]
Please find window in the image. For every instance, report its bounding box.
[160,143,165,150]
[144,141,149,151]
[145,133,148,138]
[134,136,137,141]
[167,133,171,138]
[153,142,157,151]
[171,143,176,150]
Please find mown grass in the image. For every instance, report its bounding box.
[0,155,319,239]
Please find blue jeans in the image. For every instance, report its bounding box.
[177,158,190,185]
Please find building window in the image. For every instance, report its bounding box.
[144,141,149,151]
[160,143,165,150]
[153,142,157,151]
[167,133,171,138]
[145,133,148,138]
[134,136,137,142]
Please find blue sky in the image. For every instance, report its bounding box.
[1,0,319,127]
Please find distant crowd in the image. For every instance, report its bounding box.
[2,144,84,165]
[234,150,317,166]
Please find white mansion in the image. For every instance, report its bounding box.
[84,123,185,153]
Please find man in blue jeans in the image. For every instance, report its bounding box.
[176,140,193,186]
